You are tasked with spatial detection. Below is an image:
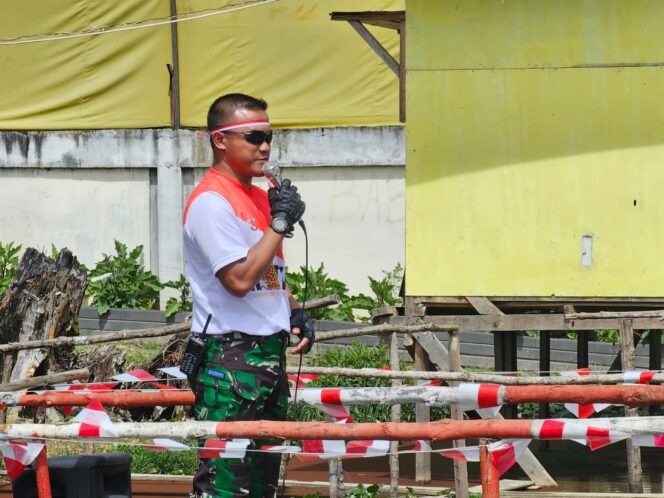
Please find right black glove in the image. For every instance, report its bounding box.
[268,179,306,236]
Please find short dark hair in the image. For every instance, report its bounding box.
[207,93,268,131]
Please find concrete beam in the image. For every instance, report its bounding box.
[0,126,404,169]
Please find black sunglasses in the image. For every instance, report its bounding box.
[224,129,273,146]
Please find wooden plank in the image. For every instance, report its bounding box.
[466,297,504,315]
[392,314,664,331]
[469,479,535,493]
[348,21,399,76]
[330,11,403,30]
[620,319,643,493]
[448,330,469,498]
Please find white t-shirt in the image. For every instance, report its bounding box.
[183,169,290,335]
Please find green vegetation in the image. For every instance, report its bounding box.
[286,262,403,321]
[85,240,162,315]
[163,273,193,317]
[115,444,198,475]
[0,241,21,294]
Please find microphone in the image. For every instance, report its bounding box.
[262,161,307,233]
[262,161,283,190]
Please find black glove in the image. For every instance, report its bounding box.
[268,179,306,236]
[290,307,315,353]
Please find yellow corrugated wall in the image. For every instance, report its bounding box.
[405,0,664,297]
[0,0,401,130]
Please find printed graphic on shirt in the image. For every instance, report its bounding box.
[253,265,286,293]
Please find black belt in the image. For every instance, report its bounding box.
[193,330,288,342]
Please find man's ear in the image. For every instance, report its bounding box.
[211,132,226,151]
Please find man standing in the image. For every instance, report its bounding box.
[183,93,314,498]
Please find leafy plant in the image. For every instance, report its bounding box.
[163,274,192,317]
[0,241,22,294]
[114,444,197,475]
[287,262,356,320]
[86,240,162,315]
[349,484,381,498]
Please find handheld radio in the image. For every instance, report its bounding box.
[180,313,211,379]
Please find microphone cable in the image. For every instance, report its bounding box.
[279,219,308,498]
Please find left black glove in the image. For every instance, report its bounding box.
[290,307,315,353]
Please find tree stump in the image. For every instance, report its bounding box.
[0,248,86,383]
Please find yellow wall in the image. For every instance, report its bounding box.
[0,0,402,130]
[405,0,664,297]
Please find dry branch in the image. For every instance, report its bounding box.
[305,295,341,310]
[315,323,456,342]
[0,322,191,354]
[566,310,664,320]
[0,368,89,392]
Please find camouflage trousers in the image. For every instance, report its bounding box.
[190,331,290,498]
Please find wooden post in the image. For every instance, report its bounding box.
[168,0,181,128]
[0,352,14,424]
[389,331,401,498]
[399,18,406,122]
[35,445,52,498]
[413,341,431,483]
[620,319,643,493]
[650,330,662,415]
[328,456,344,498]
[538,331,550,451]
[577,330,589,368]
[479,440,499,498]
[449,330,469,498]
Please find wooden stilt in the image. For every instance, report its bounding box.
[650,330,662,415]
[449,330,469,498]
[538,331,550,451]
[620,319,643,493]
[414,341,432,483]
[389,331,401,498]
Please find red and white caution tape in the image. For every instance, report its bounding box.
[288,373,320,389]
[146,438,190,451]
[0,441,44,480]
[458,383,503,417]
[300,438,347,460]
[299,388,353,422]
[533,419,629,450]
[632,434,664,447]
[261,444,302,454]
[414,440,432,453]
[561,369,611,418]
[158,367,188,380]
[345,439,390,458]
[437,439,530,476]
[199,439,250,459]
[74,399,118,437]
[623,370,657,385]
[112,369,157,383]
